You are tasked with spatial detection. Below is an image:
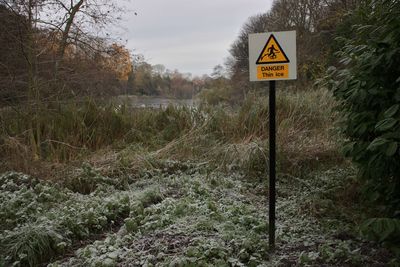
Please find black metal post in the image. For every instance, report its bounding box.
[269,80,276,250]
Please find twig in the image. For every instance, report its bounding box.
[41,139,86,150]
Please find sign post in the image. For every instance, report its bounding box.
[268,80,276,250]
[248,31,297,250]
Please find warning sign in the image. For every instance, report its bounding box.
[256,35,289,65]
[249,31,297,81]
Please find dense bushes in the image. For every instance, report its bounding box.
[325,0,400,215]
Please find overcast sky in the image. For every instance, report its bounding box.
[120,0,273,76]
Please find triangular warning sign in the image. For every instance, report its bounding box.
[256,34,290,64]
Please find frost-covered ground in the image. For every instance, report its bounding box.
[0,162,393,266]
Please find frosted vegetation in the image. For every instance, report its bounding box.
[0,162,393,266]
[0,88,398,266]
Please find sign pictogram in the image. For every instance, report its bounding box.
[256,34,289,64]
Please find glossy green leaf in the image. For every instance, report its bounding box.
[375,118,398,132]
[384,105,400,118]
[386,142,398,157]
[367,138,388,151]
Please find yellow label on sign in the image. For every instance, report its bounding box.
[257,64,289,79]
[256,34,289,64]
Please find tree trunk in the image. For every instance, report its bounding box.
[57,0,85,59]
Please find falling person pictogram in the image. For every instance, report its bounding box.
[256,34,290,65]
[267,45,279,59]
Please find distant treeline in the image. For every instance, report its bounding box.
[0,0,360,106]
[125,56,219,99]
[128,0,362,103]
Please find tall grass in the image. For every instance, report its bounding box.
[0,99,194,173]
[182,88,340,176]
[0,88,342,178]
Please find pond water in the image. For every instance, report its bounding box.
[117,95,197,108]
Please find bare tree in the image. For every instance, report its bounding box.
[1,0,126,63]
[0,0,128,101]
[38,0,126,59]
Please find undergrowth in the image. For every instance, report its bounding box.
[81,88,341,183]
[0,88,340,179]
[0,169,164,266]
[1,163,393,266]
